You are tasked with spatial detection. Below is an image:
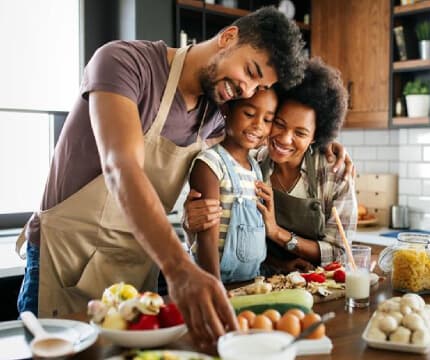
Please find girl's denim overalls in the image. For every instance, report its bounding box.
[217,146,267,283]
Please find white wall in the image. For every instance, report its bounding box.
[339,128,430,230]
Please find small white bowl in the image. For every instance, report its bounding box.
[218,330,297,360]
[91,322,187,348]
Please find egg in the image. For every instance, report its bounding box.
[237,316,249,331]
[263,309,281,324]
[284,308,305,321]
[276,313,301,337]
[237,310,256,327]
[301,312,325,339]
[252,314,273,330]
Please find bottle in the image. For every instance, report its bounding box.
[180,30,188,48]
[395,97,404,116]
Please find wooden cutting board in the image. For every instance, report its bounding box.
[313,288,345,303]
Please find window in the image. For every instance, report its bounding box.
[0,1,80,228]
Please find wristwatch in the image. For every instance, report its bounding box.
[285,232,298,252]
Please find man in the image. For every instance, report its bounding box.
[16,6,325,346]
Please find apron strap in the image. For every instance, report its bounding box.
[148,45,190,136]
[304,149,318,199]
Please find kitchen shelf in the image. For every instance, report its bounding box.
[176,0,309,32]
[393,59,430,72]
[394,0,430,16]
[392,116,430,126]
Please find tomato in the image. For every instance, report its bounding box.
[333,269,346,283]
[158,303,185,328]
[128,314,160,331]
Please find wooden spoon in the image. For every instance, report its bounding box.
[21,311,74,358]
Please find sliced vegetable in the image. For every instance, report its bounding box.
[128,314,160,331]
[323,261,342,271]
[158,303,184,328]
[301,273,326,283]
[230,289,313,312]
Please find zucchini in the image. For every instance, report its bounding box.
[234,302,309,316]
[230,289,313,312]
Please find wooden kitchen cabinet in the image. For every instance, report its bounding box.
[311,0,391,129]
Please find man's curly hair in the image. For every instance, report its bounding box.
[280,57,348,150]
[232,6,306,90]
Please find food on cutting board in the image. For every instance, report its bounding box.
[87,282,184,330]
[237,308,326,339]
[229,261,346,299]
[365,293,430,345]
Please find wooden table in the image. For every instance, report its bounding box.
[69,278,430,359]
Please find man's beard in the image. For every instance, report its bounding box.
[198,62,220,104]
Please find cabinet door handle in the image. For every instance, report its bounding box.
[347,81,353,110]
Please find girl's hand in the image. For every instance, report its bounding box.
[255,181,278,239]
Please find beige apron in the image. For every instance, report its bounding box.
[16,46,207,317]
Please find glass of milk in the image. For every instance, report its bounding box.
[218,330,297,360]
[345,245,371,308]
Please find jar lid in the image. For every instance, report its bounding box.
[397,232,430,245]
[378,246,394,273]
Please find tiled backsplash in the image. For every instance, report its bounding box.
[339,128,430,230]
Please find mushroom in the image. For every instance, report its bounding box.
[246,276,273,294]
[400,303,412,316]
[378,315,398,334]
[417,309,430,329]
[389,326,411,344]
[400,293,425,312]
[388,311,403,325]
[378,300,400,313]
[87,299,108,323]
[118,298,139,321]
[136,291,164,315]
[402,313,425,331]
[412,329,430,345]
[367,326,386,341]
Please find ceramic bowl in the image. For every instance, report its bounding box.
[91,322,187,348]
[218,330,297,360]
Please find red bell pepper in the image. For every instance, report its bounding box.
[323,261,342,271]
[301,272,326,283]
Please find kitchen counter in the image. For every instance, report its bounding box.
[354,226,396,247]
[0,225,415,278]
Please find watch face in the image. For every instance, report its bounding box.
[287,237,297,251]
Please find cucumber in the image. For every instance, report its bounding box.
[234,303,309,316]
[230,289,313,312]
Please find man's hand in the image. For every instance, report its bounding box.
[183,189,222,233]
[324,141,356,179]
[165,261,238,348]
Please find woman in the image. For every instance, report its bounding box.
[185,58,357,275]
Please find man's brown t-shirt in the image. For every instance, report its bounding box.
[27,40,224,245]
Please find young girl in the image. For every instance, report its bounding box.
[189,88,278,283]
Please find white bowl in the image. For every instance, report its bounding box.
[218,330,297,360]
[91,321,187,348]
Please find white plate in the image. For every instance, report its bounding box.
[0,318,98,359]
[91,321,187,348]
[362,312,430,354]
[106,350,215,360]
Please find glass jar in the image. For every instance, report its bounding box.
[378,233,430,293]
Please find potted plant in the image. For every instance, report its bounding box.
[403,80,430,117]
[415,21,430,59]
